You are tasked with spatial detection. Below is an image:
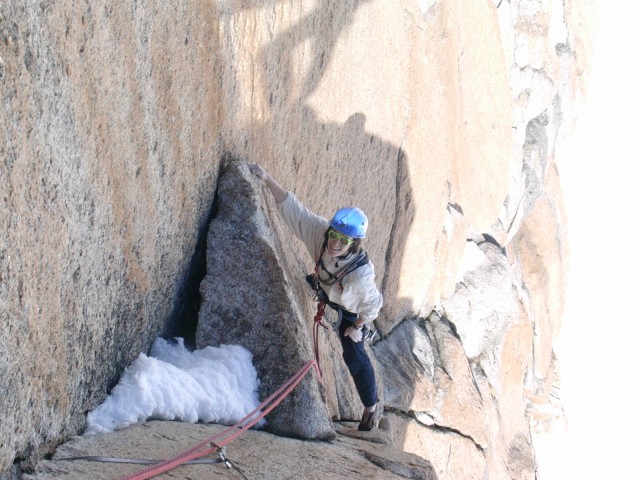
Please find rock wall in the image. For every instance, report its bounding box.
[1,1,223,474]
[0,0,592,478]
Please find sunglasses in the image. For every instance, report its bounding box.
[328,229,354,246]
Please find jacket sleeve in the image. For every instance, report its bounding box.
[337,263,383,322]
[275,192,328,260]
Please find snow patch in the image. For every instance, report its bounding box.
[84,338,262,435]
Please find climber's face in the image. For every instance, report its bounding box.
[327,229,353,257]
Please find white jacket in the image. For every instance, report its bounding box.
[276,193,383,323]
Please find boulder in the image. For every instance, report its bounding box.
[196,159,333,439]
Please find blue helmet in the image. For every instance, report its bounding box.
[330,207,368,239]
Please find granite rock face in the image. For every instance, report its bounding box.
[1,1,223,474]
[0,0,592,478]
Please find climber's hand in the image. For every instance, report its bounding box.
[249,163,267,180]
[344,326,363,343]
[248,164,288,203]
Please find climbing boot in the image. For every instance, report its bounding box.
[358,408,376,431]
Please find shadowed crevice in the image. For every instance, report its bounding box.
[165,161,224,348]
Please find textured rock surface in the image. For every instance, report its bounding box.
[23,420,438,480]
[0,0,593,478]
[1,1,222,474]
[196,159,337,439]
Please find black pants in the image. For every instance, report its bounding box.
[337,314,378,408]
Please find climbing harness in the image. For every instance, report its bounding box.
[307,238,373,337]
[316,250,369,289]
[310,235,369,292]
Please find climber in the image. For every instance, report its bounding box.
[249,163,383,431]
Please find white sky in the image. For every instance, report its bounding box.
[84,338,262,435]
[535,2,640,478]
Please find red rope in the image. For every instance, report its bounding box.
[312,300,327,380]
[121,301,328,480]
